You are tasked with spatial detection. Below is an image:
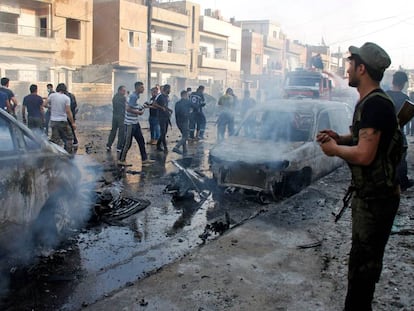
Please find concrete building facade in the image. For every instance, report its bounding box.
[0,0,93,100]
[1,0,382,107]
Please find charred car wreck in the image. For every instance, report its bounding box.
[209,100,352,199]
[0,109,91,254]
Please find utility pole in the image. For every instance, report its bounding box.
[146,0,152,97]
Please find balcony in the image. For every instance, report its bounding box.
[151,47,188,66]
[0,23,57,53]
[198,54,238,70]
[0,22,54,38]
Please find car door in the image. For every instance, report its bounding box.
[0,112,49,237]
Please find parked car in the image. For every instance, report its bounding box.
[0,109,86,253]
[209,99,353,199]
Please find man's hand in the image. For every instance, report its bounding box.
[319,137,338,156]
[317,129,339,143]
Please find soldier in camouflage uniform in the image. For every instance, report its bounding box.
[317,42,403,310]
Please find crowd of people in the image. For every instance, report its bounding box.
[1,40,414,310]
[0,76,258,164]
[0,79,78,154]
[105,82,258,165]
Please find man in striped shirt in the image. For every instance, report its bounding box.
[118,81,155,166]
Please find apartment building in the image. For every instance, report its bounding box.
[0,0,344,106]
[0,0,93,99]
[197,11,242,97]
[151,1,198,91]
[92,0,148,90]
[92,1,242,98]
[237,20,306,101]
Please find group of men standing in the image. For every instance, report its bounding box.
[106,81,190,164]
[106,82,256,163]
[0,78,78,154]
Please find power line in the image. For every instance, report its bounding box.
[327,15,414,46]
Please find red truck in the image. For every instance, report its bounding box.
[283,69,333,100]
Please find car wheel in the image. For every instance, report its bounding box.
[286,168,312,195]
[33,190,74,247]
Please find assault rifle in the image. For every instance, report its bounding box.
[332,186,354,222]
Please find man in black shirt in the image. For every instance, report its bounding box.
[147,87,160,145]
[22,84,44,131]
[386,71,413,191]
[189,85,206,140]
[106,85,127,152]
[0,77,18,118]
[173,90,191,155]
[155,84,172,152]
[317,42,402,310]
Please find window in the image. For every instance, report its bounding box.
[5,70,18,81]
[66,18,81,39]
[230,49,237,62]
[200,46,208,56]
[156,39,163,51]
[129,31,134,46]
[129,31,140,48]
[255,54,261,65]
[273,30,277,38]
[0,12,18,34]
[39,17,47,37]
[0,117,14,152]
[167,40,172,53]
[39,70,50,82]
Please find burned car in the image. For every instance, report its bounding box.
[0,109,88,253]
[209,99,353,199]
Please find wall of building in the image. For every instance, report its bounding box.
[54,0,93,67]
[241,30,263,76]
[118,0,147,69]
[93,0,120,65]
[72,82,113,106]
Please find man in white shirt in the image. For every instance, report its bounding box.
[48,83,76,153]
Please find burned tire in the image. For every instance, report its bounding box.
[33,190,74,247]
[286,168,312,196]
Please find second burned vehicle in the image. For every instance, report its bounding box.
[209,100,353,199]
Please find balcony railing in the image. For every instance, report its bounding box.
[200,52,229,61]
[0,22,54,38]
[152,41,186,54]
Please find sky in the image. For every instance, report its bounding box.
[190,0,414,69]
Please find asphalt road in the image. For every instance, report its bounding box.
[1,116,414,311]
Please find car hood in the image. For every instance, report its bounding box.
[210,136,309,164]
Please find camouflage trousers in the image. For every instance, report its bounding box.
[50,120,74,153]
[344,193,399,310]
[27,116,43,130]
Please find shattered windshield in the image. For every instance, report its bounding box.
[238,110,313,142]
